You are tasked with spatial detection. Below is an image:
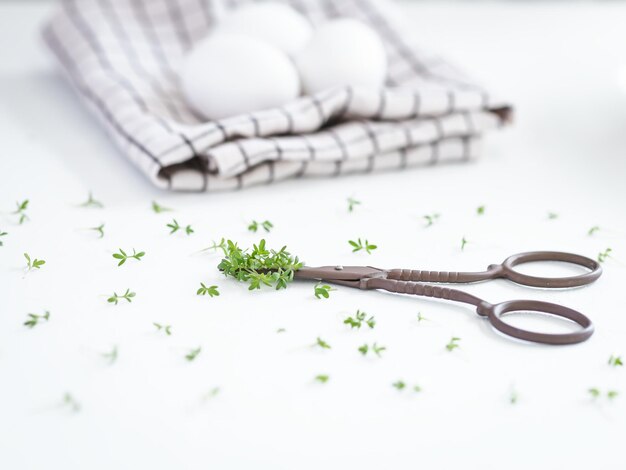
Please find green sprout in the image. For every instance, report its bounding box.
[476,205,485,215]
[423,213,440,227]
[102,346,118,365]
[349,238,377,254]
[460,237,469,251]
[446,337,461,352]
[62,393,81,413]
[314,282,335,299]
[217,239,303,290]
[167,219,193,235]
[510,387,518,404]
[197,283,219,297]
[608,355,623,367]
[107,288,136,305]
[588,226,600,236]
[153,323,172,335]
[343,309,375,329]
[248,220,273,233]
[392,380,406,390]
[185,347,202,362]
[548,212,559,220]
[347,197,361,212]
[358,343,386,357]
[316,337,331,349]
[23,310,50,328]
[0,230,7,246]
[13,200,29,224]
[417,312,427,322]
[200,238,227,254]
[315,374,329,384]
[597,248,612,263]
[152,200,172,213]
[24,253,45,272]
[89,223,105,239]
[112,248,145,266]
[588,388,619,401]
[276,328,286,333]
[79,191,103,208]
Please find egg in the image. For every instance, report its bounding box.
[180,33,301,120]
[213,2,313,56]
[294,18,388,94]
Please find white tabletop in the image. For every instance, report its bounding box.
[1,1,626,469]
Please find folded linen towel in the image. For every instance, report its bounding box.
[43,0,511,192]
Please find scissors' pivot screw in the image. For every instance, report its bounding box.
[334,265,344,271]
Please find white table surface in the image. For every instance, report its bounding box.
[2,1,626,469]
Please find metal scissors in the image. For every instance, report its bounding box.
[294,251,602,345]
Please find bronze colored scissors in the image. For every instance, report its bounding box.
[295,251,602,345]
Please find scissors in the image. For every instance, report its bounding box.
[294,251,602,345]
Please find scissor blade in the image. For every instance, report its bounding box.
[295,266,386,282]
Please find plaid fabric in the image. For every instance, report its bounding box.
[43,0,511,192]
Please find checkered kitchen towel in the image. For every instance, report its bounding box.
[43,0,511,192]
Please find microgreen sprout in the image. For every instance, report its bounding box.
[102,346,118,365]
[200,238,227,254]
[153,323,172,335]
[347,197,361,212]
[79,192,103,208]
[276,328,286,333]
[13,200,29,224]
[510,388,518,404]
[107,288,135,305]
[62,393,81,413]
[248,220,273,233]
[476,205,485,215]
[588,226,600,236]
[217,239,303,290]
[588,387,600,399]
[423,213,440,227]
[152,200,172,213]
[314,282,335,299]
[315,374,329,384]
[417,312,427,322]
[608,355,623,367]
[197,283,219,297]
[358,343,386,357]
[167,219,194,235]
[588,388,619,401]
[112,248,145,266]
[89,223,105,239]
[316,337,331,349]
[460,237,469,251]
[23,310,50,328]
[446,337,461,352]
[349,238,377,254]
[392,380,406,390]
[185,347,202,362]
[0,230,7,246]
[203,387,220,400]
[548,212,559,220]
[343,309,375,329]
[24,253,45,272]
[597,248,612,263]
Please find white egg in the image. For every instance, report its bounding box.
[294,18,388,94]
[213,2,313,56]
[180,33,301,120]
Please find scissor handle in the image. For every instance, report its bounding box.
[477,299,594,345]
[498,251,602,288]
[388,251,602,289]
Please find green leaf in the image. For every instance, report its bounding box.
[316,337,331,349]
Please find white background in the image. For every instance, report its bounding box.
[1,1,626,469]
